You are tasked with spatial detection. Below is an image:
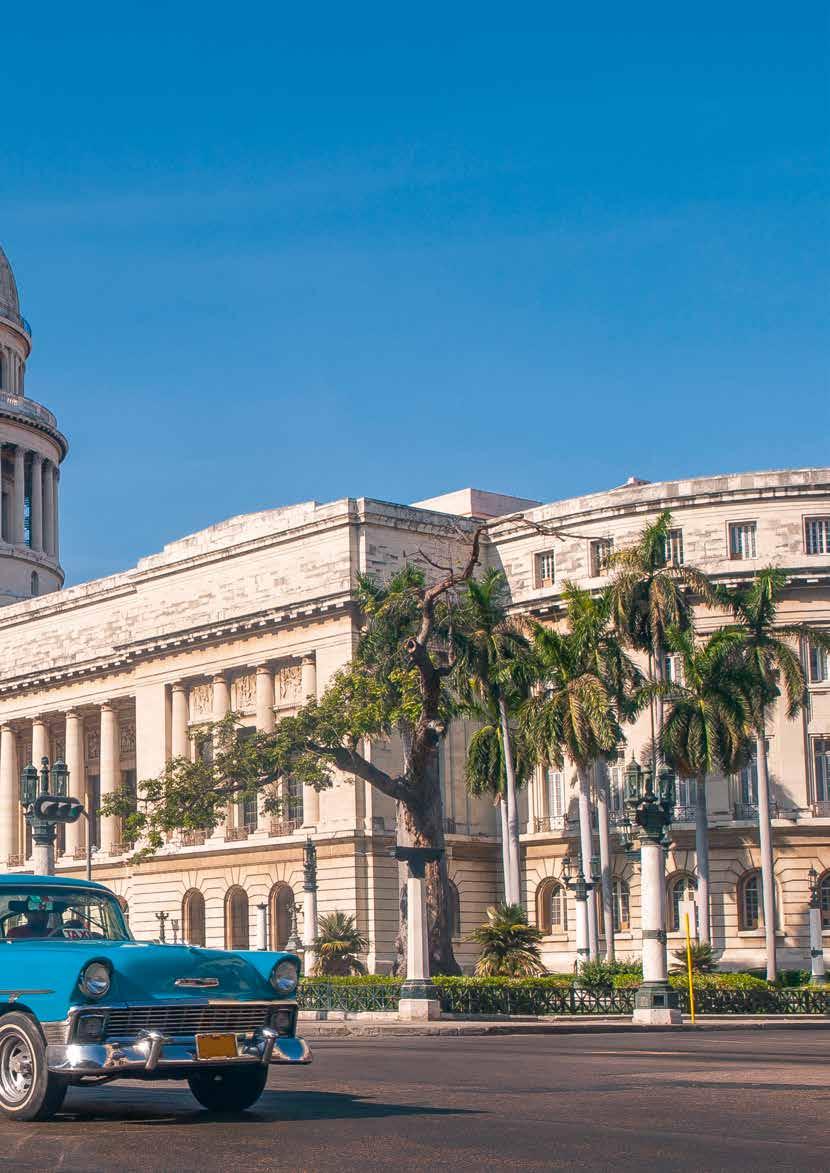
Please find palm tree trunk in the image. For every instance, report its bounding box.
[694,774,711,945]
[576,763,599,961]
[755,719,777,982]
[653,641,665,767]
[498,695,521,907]
[595,763,615,962]
[497,796,511,903]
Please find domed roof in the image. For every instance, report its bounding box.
[0,244,21,323]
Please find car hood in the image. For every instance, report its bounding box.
[1,940,298,1013]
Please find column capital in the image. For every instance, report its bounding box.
[211,672,229,685]
[300,653,316,666]
[255,662,274,675]
[170,679,188,693]
[30,450,43,465]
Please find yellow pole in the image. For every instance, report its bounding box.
[684,911,696,1024]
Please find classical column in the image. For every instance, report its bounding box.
[212,674,231,835]
[397,849,441,1020]
[64,711,85,859]
[42,461,54,556]
[255,665,275,734]
[99,704,120,854]
[256,903,268,951]
[171,682,190,759]
[633,834,682,1025]
[31,717,49,767]
[29,452,43,552]
[52,466,60,563]
[300,655,320,829]
[0,726,18,865]
[12,447,25,546]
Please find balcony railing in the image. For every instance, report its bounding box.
[811,801,830,818]
[0,309,31,336]
[224,827,249,843]
[0,391,56,429]
[733,801,779,821]
[180,830,207,847]
[533,815,570,834]
[671,804,697,824]
[269,817,301,838]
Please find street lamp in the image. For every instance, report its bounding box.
[19,756,84,876]
[560,851,601,972]
[155,910,168,943]
[625,757,682,1024]
[302,837,319,971]
[807,867,827,986]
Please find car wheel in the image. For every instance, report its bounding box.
[187,1066,268,1112]
[0,1012,68,1122]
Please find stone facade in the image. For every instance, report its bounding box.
[0,244,828,975]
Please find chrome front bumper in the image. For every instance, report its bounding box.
[47,1029,311,1075]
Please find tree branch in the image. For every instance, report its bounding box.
[306,741,411,804]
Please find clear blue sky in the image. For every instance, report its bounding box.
[1,3,827,585]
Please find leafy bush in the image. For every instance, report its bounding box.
[776,969,811,989]
[579,959,642,988]
[311,911,368,976]
[668,971,768,991]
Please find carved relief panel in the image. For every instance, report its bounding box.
[189,683,213,722]
[120,723,136,756]
[231,673,256,713]
[276,664,302,706]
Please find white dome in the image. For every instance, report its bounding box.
[0,245,21,323]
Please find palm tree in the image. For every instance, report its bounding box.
[721,567,830,980]
[521,602,632,961]
[559,585,641,962]
[469,903,545,976]
[310,911,369,976]
[452,569,534,905]
[660,626,754,944]
[463,699,534,904]
[607,510,717,769]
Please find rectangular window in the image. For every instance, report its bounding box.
[608,764,625,814]
[536,550,556,587]
[809,643,829,683]
[663,527,685,566]
[286,775,304,824]
[545,769,564,818]
[814,738,830,803]
[589,538,614,577]
[729,521,757,560]
[88,774,101,849]
[805,517,830,555]
[663,654,683,685]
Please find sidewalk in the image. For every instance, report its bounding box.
[299,1012,830,1038]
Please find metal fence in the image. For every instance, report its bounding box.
[297,979,830,1017]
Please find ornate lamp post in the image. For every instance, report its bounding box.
[302,837,319,972]
[560,852,601,972]
[624,758,682,1024]
[20,756,83,876]
[807,867,827,986]
[154,910,168,943]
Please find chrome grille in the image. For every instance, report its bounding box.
[103,1003,275,1037]
[42,1020,69,1045]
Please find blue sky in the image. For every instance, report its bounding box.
[1,3,827,585]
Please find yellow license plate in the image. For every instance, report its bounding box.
[196,1033,238,1060]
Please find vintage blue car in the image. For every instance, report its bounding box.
[0,874,310,1120]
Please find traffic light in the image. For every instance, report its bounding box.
[33,795,84,823]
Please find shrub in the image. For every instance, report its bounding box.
[776,969,811,989]
[670,943,717,973]
[668,971,769,991]
[311,911,369,976]
[468,904,545,977]
[579,959,642,988]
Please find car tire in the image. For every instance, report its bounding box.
[0,1012,68,1122]
[187,1066,269,1112]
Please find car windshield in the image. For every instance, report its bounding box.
[0,888,130,942]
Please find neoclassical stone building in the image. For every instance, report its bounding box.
[0,244,828,974]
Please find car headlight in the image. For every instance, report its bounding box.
[269,959,298,997]
[79,961,111,999]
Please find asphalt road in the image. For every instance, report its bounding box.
[0,1030,827,1171]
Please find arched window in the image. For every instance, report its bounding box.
[183,888,206,947]
[819,872,830,931]
[30,571,38,596]
[447,879,461,939]
[225,885,249,950]
[667,873,697,933]
[612,878,630,932]
[536,878,568,935]
[738,871,761,930]
[268,882,295,950]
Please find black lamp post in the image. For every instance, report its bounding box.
[19,756,84,876]
[560,850,601,970]
[623,757,681,1022]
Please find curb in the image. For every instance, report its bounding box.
[301,1015,830,1039]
